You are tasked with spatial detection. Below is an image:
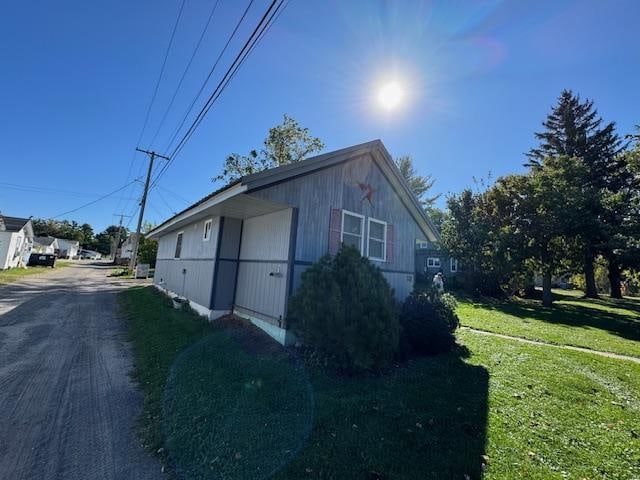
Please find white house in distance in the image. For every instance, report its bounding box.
[148,140,439,345]
[119,233,141,261]
[56,238,80,259]
[0,215,34,270]
[32,236,59,255]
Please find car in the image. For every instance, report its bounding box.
[28,253,56,268]
[78,249,102,260]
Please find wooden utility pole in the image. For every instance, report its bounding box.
[129,148,169,270]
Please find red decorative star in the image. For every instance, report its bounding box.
[357,182,375,205]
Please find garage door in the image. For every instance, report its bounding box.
[234,208,292,326]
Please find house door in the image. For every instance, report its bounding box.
[233,208,292,331]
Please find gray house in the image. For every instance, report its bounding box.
[148,140,439,344]
[415,240,460,280]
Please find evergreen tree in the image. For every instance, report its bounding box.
[527,90,625,298]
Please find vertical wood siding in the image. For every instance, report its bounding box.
[249,152,423,299]
[154,216,220,309]
[235,209,292,323]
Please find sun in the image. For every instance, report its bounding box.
[377,81,404,111]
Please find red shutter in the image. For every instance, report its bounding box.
[386,224,394,263]
[328,208,342,254]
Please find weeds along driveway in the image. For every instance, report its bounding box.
[0,263,163,480]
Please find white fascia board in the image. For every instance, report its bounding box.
[147,183,247,239]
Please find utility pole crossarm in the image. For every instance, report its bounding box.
[129,148,170,271]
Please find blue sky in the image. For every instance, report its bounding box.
[1,0,638,232]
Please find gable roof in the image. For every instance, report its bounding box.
[148,140,439,241]
[33,236,57,246]
[0,215,31,233]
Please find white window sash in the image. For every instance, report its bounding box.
[341,210,364,254]
[175,231,184,258]
[366,217,387,261]
[203,219,213,241]
[427,257,441,268]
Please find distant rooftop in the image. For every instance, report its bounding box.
[0,215,31,232]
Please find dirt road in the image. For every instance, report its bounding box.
[0,263,162,479]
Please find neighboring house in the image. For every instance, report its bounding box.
[0,215,34,270]
[119,233,140,260]
[148,140,439,345]
[32,236,59,255]
[56,238,80,259]
[415,240,460,281]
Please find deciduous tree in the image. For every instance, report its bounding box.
[214,115,324,184]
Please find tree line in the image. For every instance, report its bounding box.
[32,219,128,255]
[438,90,639,306]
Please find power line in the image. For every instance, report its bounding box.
[52,180,139,219]
[0,182,136,201]
[161,0,256,155]
[155,188,178,214]
[151,0,285,189]
[146,0,221,150]
[137,0,187,149]
[115,0,186,217]
[155,183,192,204]
[168,0,285,161]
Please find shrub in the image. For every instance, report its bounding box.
[400,287,459,354]
[288,245,400,372]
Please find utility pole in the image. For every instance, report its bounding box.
[129,148,169,271]
[112,213,131,264]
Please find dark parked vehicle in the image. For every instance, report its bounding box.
[28,253,56,268]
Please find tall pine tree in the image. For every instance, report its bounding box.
[527,90,625,298]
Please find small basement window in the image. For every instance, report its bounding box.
[367,218,387,261]
[450,258,458,273]
[175,232,183,258]
[426,257,441,268]
[341,210,364,254]
[203,219,213,241]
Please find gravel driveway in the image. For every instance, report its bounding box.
[0,263,163,479]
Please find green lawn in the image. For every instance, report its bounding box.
[457,290,640,358]
[121,286,640,480]
[0,261,71,285]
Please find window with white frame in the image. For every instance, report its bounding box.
[416,240,429,249]
[450,258,458,273]
[426,257,441,268]
[367,218,387,261]
[341,210,364,254]
[174,232,183,258]
[203,219,213,241]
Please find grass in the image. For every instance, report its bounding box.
[457,290,640,358]
[0,260,71,285]
[121,286,640,480]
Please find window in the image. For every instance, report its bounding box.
[341,210,364,254]
[450,258,458,273]
[203,219,213,241]
[174,232,183,258]
[426,257,441,268]
[367,218,387,261]
[416,240,429,249]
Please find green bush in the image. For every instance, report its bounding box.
[288,245,400,372]
[400,288,459,354]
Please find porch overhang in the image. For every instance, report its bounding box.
[147,186,290,239]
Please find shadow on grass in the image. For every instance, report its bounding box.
[476,294,640,343]
[161,325,488,480]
